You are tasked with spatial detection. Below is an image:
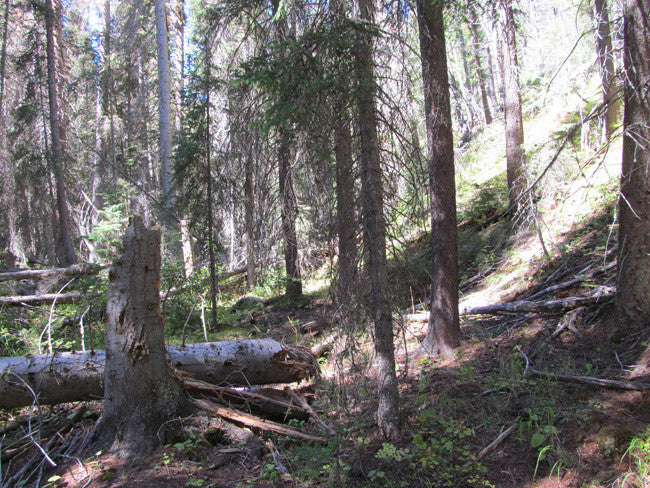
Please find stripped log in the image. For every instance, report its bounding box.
[462,292,615,315]
[0,339,319,410]
[0,292,89,306]
[0,264,101,282]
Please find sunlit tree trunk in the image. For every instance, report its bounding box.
[417,0,460,358]
[155,0,173,208]
[93,217,188,459]
[0,0,24,262]
[356,0,399,440]
[617,0,650,326]
[500,0,530,219]
[594,0,620,138]
[467,3,493,125]
[45,0,76,265]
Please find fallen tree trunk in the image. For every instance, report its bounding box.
[0,339,318,410]
[462,292,615,315]
[0,292,89,306]
[0,264,101,282]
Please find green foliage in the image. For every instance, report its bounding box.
[622,428,650,484]
[84,200,130,262]
[233,20,369,133]
[410,411,493,488]
[457,173,508,227]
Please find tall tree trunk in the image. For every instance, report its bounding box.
[244,138,256,288]
[617,0,650,326]
[417,0,460,357]
[45,0,76,265]
[334,98,357,314]
[0,0,24,262]
[204,39,218,330]
[278,128,302,299]
[594,0,620,138]
[272,0,302,300]
[500,0,530,219]
[356,0,399,440]
[467,3,493,125]
[93,217,188,459]
[332,0,357,317]
[155,0,173,208]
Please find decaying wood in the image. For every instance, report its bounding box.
[461,292,615,316]
[0,339,319,409]
[0,292,88,306]
[530,370,650,391]
[477,421,518,459]
[194,398,327,444]
[285,387,335,435]
[0,264,100,282]
[310,331,341,358]
[176,373,310,420]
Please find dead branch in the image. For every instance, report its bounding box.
[477,421,518,459]
[176,373,310,420]
[285,387,335,435]
[193,398,328,444]
[530,370,650,390]
[525,261,616,301]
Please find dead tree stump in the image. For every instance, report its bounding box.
[93,216,188,459]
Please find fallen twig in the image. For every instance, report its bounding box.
[477,421,518,459]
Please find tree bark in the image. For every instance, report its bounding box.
[0,339,318,410]
[92,216,187,459]
[618,0,650,326]
[417,0,460,357]
[155,0,173,208]
[467,3,493,125]
[45,0,76,266]
[244,140,257,288]
[332,0,357,318]
[594,0,620,138]
[271,1,302,300]
[500,0,530,219]
[356,0,399,440]
[204,38,218,329]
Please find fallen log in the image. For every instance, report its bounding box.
[461,292,615,316]
[0,339,319,410]
[0,264,101,282]
[0,292,89,306]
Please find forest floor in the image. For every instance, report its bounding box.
[3,210,650,488]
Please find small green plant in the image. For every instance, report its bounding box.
[622,427,650,483]
[185,479,204,487]
[171,430,205,453]
[411,411,494,488]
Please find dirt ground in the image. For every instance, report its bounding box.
[2,273,650,488]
